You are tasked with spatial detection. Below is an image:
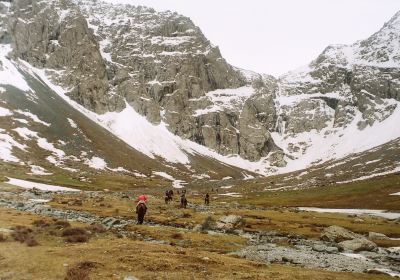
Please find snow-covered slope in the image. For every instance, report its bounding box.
[1,0,400,179]
[0,44,254,188]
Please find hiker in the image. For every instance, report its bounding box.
[136,194,147,224]
[204,193,210,205]
[165,190,173,204]
[180,193,188,208]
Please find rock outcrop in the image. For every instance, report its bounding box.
[3,0,400,170]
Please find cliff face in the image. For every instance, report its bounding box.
[2,0,400,172]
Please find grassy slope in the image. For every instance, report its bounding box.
[0,208,393,280]
[228,173,400,210]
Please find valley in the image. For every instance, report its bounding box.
[0,0,399,279]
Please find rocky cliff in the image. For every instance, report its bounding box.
[2,0,400,174]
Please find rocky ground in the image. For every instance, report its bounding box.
[0,181,399,279]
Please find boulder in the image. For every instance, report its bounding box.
[368,232,389,240]
[320,225,360,242]
[312,244,339,254]
[102,217,121,229]
[339,238,377,252]
[215,215,244,232]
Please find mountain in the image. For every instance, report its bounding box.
[0,0,399,183]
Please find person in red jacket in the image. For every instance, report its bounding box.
[136,195,148,224]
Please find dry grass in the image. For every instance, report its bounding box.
[54,219,71,229]
[0,208,394,280]
[10,225,39,246]
[11,225,33,242]
[239,174,400,210]
[65,261,100,280]
[32,219,51,228]
[86,224,106,234]
[47,189,400,241]
[371,238,400,248]
[62,227,90,243]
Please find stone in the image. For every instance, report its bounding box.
[320,225,360,243]
[368,232,389,240]
[215,215,244,232]
[102,217,121,229]
[312,244,339,254]
[353,217,365,223]
[338,238,377,252]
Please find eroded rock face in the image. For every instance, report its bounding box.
[3,0,400,168]
[8,0,115,113]
[3,0,286,166]
[279,11,400,136]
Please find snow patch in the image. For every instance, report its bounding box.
[298,207,400,220]
[218,192,242,198]
[0,106,12,117]
[336,166,400,184]
[194,86,254,116]
[153,171,186,189]
[0,128,26,162]
[6,177,79,192]
[0,44,32,92]
[28,165,53,176]
[13,127,38,140]
[85,156,107,170]
[67,118,78,128]
[37,138,65,157]
[16,110,51,127]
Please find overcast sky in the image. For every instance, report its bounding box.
[104,0,400,76]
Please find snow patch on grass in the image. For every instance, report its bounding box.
[67,118,78,128]
[218,192,242,198]
[336,166,400,184]
[298,207,400,220]
[37,138,65,157]
[13,127,38,140]
[28,165,53,176]
[0,129,26,162]
[16,110,50,127]
[85,156,107,170]
[153,171,187,189]
[6,177,79,192]
[0,106,12,117]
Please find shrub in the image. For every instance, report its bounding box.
[65,235,89,243]
[32,219,50,228]
[86,224,106,234]
[54,220,71,229]
[171,232,183,239]
[0,233,6,242]
[62,227,90,243]
[11,226,32,243]
[64,267,89,280]
[64,261,99,280]
[26,236,39,247]
[62,228,87,237]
